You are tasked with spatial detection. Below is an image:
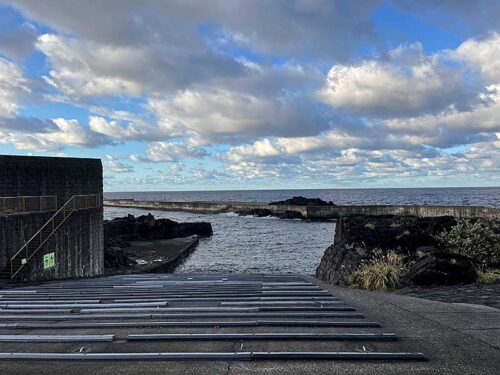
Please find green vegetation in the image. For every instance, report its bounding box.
[349,250,405,291]
[477,269,500,284]
[434,219,500,268]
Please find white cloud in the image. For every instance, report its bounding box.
[104,155,134,173]
[3,1,500,187]
[0,57,30,117]
[452,33,500,81]
[226,136,500,184]
[146,141,208,162]
[317,43,468,117]
[34,30,244,98]
[148,86,325,141]
[129,154,147,163]
[88,115,186,141]
[385,85,500,136]
[0,117,105,151]
[11,0,379,62]
[36,34,145,97]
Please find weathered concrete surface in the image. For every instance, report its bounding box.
[104,198,500,220]
[309,278,500,375]
[399,282,500,309]
[105,236,200,274]
[0,273,498,374]
[0,155,104,281]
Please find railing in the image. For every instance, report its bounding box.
[10,194,101,279]
[0,195,57,215]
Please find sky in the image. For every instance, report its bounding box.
[0,0,499,192]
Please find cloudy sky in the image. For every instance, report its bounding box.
[0,1,499,191]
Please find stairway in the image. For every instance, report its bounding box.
[7,194,100,280]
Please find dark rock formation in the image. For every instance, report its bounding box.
[105,213,212,241]
[236,208,304,220]
[236,208,273,217]
[269,196,335,206]
[104,214,212,268]
[275,210,305,220]
[316,215,458,285]
[406,250,477,286]
[104,247,132,269]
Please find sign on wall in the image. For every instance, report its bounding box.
[43,252,55,270]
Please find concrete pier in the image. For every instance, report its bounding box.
[104,199,500,220]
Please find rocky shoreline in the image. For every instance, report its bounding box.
[104,213,212,271]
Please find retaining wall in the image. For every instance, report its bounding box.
[0,155,104,281]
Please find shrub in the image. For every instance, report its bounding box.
[349,250,405,291]
[434,219,500,267]
[477,269,500,284]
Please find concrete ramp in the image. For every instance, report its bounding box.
[0,273,496,374]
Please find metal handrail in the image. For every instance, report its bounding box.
[10,194,101,279]
[0,195,57,215]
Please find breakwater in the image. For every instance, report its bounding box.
[104,199,500,220]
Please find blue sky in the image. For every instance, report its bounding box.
[0,0,499,191]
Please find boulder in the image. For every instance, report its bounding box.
[269,196,335,206]
[406,251,477,286]
[316,214,458,285]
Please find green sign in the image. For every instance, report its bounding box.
[43,252,55,270]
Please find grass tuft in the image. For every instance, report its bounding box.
[349,250,405,291]
[477,269,500,284]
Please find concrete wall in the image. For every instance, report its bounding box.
[305,204,500,220]
[104,199,310,218]
[0,155,103,281]
[104,199,499,220]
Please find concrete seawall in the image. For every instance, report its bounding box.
[104,199,500,220]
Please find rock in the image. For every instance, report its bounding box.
[236,208,305,220]
[104,214,213,242]
[163,222,213,239]
[236,208,273,217]
[269,196,335,206]
[406,252,477,286]
[104,214,213,269]
[333,215,457,250]
[104,247,132,268]
[316,215,458,285]
[276,210,305,220]
[415,245,438,254]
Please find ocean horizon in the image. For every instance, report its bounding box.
[104,186,500,208]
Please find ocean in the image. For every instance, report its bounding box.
[104,187,500,275]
